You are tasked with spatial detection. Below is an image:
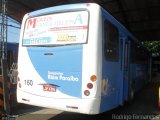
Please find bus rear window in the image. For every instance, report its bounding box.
[22,11,89,46]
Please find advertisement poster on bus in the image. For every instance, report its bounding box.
[23,11,89,45]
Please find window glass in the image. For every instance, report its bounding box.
[104,20,119,61]
[131,40,148,64]
[23,11,89,46]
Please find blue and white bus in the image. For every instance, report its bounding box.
[17,3,150,114]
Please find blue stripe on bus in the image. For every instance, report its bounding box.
[27,45,83,98]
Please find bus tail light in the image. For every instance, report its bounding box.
[17,77,20,82]
[90,75,97,82]
[84,90,90,96]
[19,83,22,88]
[87,83,93,89]
[17,77,21,88]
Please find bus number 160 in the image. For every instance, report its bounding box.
[24,80,33,86]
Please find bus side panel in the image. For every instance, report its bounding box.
[100,62,120,112]
[130,64,149,92]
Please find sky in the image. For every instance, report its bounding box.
[0,16,20,43]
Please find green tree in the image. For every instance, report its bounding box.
[142,41,160,56]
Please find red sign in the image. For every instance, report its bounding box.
[43,85,56,92]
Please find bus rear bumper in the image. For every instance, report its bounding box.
[17,90,101,114]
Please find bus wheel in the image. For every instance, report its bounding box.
[158,87,160,109]
[130,87,134,100]
[128,85,135,104]
[158,99,160,109]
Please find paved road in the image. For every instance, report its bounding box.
[8,82,160,120]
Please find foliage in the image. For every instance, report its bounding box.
[142,41,160,56]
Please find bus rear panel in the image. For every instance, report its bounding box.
[17,3,102,114]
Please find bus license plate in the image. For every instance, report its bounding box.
[43,85,56,92]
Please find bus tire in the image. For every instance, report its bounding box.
[158,99,160,109]
[130,87,134,101]
[128,83,135,104]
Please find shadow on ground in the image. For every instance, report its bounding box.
[48,82,160,120]
[11,104,44,115]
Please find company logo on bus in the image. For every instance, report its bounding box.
[27,18,36,29]
[26,12,87,30]
[27,17,52,29]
